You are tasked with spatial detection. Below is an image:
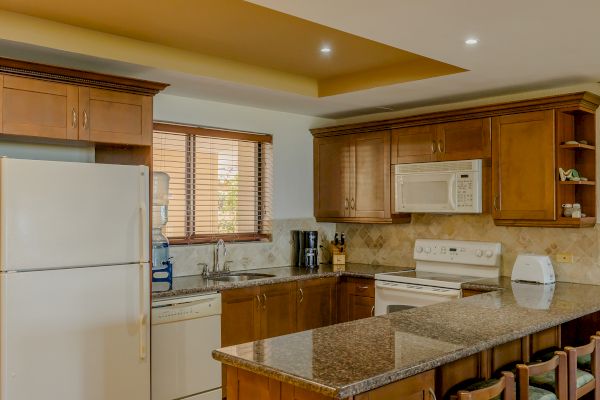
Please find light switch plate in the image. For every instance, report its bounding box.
[556,253,573,263]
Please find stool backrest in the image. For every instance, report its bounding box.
[516,352,568,400]
[457,372,515,400]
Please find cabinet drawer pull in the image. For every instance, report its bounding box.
[437,140,444,153]
[371,305,375,316]
[262,293,267,310]
[429,388,437,400]
[298,288,304,304]
[71,108,77,128]
[357,285,370,291]
[431,140,437,153]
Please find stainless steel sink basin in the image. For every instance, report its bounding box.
[207,272,276,282]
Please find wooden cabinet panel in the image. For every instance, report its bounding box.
[355,370,434,400]
[338,278,375,322]
[391,125,437,164]
[222,286,261,347]
[260,282,297,339]
[437,118,491,161]
[79,87,152,145]
[227,367,280,400]
[297,277,337,331]
[314,136,351,219]
[1,75,78,140]
[281,383,332,400]
[492,110,556,220]
[352,131,391,219]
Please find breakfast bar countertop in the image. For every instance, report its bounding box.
[213,277,600,398]
[152,263,411,300]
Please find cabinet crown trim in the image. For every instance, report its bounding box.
[311,91,600,137]
[0,57,169,95]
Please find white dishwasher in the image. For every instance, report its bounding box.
[152,293,222,400]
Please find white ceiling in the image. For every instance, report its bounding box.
[3,0,600,118]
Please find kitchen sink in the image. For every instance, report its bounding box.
[207,272,276,282]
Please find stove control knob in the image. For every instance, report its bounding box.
[424,247,431,254]
[485,250,494,258]
[475,249,483,257]
[415,246,423,253]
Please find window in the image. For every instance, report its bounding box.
[153,122,272,244]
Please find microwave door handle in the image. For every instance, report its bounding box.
[448,175,457,210]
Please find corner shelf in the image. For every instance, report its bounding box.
[558,180,595,185]
[559,143,595,150]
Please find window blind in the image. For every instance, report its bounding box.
[153,122,273,244]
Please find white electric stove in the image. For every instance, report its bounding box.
[374,239,502,315]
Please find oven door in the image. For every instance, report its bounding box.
[374,281,461,316]
[394,172,457,213]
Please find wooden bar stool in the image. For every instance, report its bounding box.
[456,372,516,400]
[563,334,600,400]
[517,352,568,400]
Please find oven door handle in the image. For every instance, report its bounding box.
[375,281,460,298]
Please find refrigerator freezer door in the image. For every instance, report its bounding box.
[0,158,149,271]
[0,263,150,400]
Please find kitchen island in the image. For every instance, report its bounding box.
[213,278,600,399]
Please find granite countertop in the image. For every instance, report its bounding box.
[152,263,411,300]
[213,278,600,398]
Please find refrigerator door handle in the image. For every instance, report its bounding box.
[139,202,147,264]
[139,263,148,360]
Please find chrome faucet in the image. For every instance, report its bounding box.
[214,239,227,273]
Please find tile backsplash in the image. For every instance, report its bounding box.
[338,214,600,284]
[170,218,335,277]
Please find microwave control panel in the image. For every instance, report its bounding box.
[456,173,475,208]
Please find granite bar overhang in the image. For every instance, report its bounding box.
[213,277,600,398]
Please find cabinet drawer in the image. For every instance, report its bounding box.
[346,278,375,297]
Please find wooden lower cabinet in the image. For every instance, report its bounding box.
[338,277,375,323]
[260,282,297,339]
[355,370,435,400]
[297,277,337,331]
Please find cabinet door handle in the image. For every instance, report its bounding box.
[83,110,89,129]
[350,198,355,210]
[262,293,267,310]
[298,288,304,304]
[431,140,437,153]
[344,198,349,210]
[256,294,261,308]
[493,195,500,211]
[429,388,437,400]
[71,108,77,128]
[357,286,369,291]
[371,305,375,316]
[437,140,444,153]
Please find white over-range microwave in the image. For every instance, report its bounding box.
[394,159,482,214]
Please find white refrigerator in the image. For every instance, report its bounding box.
[0,158,150,400]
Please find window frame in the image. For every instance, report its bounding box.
[153,122,273,245]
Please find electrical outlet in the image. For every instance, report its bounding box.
[556,253,573,264]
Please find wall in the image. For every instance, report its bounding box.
[0,138,94,162]
[153,94,335,275]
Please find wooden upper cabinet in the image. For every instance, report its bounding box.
[314,135,351,219]
[492,110,556,221]
[79,87,152,145]
[0,75,79,140]
[259,282,297,340]
[392,118,491,164]
[437,118,491,161]
[296,277,337,331]
[314,131,393,223]
[391,125,437,164]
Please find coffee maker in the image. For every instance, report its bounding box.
[292,230,319,268]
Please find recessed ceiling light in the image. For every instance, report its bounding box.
[465,38,479,45]
[320,46,332,54]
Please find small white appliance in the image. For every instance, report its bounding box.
[394,159,482,214]
[511,282,555,310]
[374,239,501,315]
[152,293,222,400]
[511,254,556,284]
[0,158,150,400]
